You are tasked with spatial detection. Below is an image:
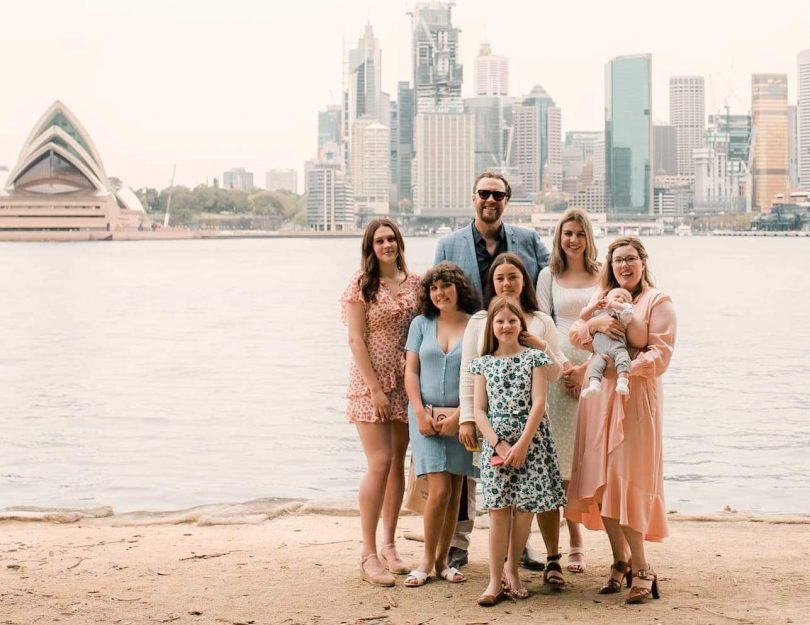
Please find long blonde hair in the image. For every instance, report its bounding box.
[481,296,527,356]
[549,208,600,276]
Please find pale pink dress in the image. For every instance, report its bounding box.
[565,287,676,542]
[340,270,421,424]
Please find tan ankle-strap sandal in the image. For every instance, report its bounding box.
[626,567,660,604]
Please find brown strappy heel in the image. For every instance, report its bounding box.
[626,566,660,604]
[598,560,630,594]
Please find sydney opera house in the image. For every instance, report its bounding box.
[0,101,148,240]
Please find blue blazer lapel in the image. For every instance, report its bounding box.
[504,223,518,252]
[462,224,482,296]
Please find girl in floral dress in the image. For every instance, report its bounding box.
[469,296,567,605]
[341,218,421,587]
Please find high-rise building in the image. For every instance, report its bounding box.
[751,73,789,212]
[350,118,390,215]
[605,54,653,215]
[389,101,399,205]
[798,49,810,190]
[669,76,705,176]
[708,113,751,163]
[306,144,354,231]
[653,124,678,175]
[413,112,475,215]
[223,168,254,192]
[789,105,799,188]
[394,82,415,204]
[265,169,298,193]
[318,105,342,157]
[512,85,562,194]
[474,42,509,97]
[411,2,463,113]
[464,96,518,175]
[346,23,383,131]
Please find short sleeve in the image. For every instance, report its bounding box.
[405,315,425,353]
[529,349,551,368]
[340,271,365,325]
[468,356,486,376]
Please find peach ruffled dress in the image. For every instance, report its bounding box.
[340,270,421,424]
[565,287,676,542]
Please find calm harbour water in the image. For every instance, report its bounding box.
[1,235,808,516]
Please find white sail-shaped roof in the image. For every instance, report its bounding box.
[5,101,110,194]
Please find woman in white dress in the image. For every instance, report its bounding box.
[536,208,601,574]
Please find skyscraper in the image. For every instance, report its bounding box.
[789,105,799,188]
[414,113,475,215]
[798,49,810,190]
[708,113,751,164]
[318,105,342,157]
[394,82,415,204]
[411,2,469,214]
[605,54,653,215]
[351,118,390,215]
[345,23,383,131]
[653,124,678,175]
[306,143,354,231]
[512,85,562,194]
[411,2,463,113]
[474,42,509,97]
[751,73,789,212]
[464,96,518,175]
[669,76,705,177]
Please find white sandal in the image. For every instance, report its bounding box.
[438,566,466,583]
[405,569,430,587]
[567,547,587,573]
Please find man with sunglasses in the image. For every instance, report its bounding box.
[434,172,549,303]
[433,171,550,571]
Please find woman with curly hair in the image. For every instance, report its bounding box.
[402,262,480,587]
[341,218,421,587]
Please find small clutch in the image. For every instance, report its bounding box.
[490,453,504,467]
[425,405,455,421]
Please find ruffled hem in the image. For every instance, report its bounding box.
[565,476,668,542]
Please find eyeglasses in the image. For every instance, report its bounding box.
[476,189,507,202]
[611,255,641,266]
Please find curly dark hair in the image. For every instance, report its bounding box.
[483,252,539,313]
[419,262,481,317]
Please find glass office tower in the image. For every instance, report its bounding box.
[605,54,653,216]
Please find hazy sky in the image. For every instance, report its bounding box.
[1,0,808,190]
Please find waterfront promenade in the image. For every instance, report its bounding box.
[1,506,808,625]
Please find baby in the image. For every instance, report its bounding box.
[579,287,634,397]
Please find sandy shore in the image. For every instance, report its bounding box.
[2,505,809,625]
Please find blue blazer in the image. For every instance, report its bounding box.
[433,222,550,300]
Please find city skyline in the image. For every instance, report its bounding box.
[0,0,808,189]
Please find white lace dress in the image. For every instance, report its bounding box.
[536,267,598,480]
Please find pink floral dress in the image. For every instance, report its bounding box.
[340,270,421,424]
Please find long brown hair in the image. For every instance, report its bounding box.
[358,218,408,303]
[481,296,527,356]
[484,252,539,312]
[549,208,600,275]
[600,236,655,299]
[419,262,481,318]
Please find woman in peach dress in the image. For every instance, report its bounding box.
[341,218,421,587]
[566,236,676,604]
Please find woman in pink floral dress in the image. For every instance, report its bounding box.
[341,218,421,587]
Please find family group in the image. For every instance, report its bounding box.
[340,171,677,607]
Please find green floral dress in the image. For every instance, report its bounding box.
[469,348,567,513]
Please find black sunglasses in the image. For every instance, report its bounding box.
[476,189,507,201]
